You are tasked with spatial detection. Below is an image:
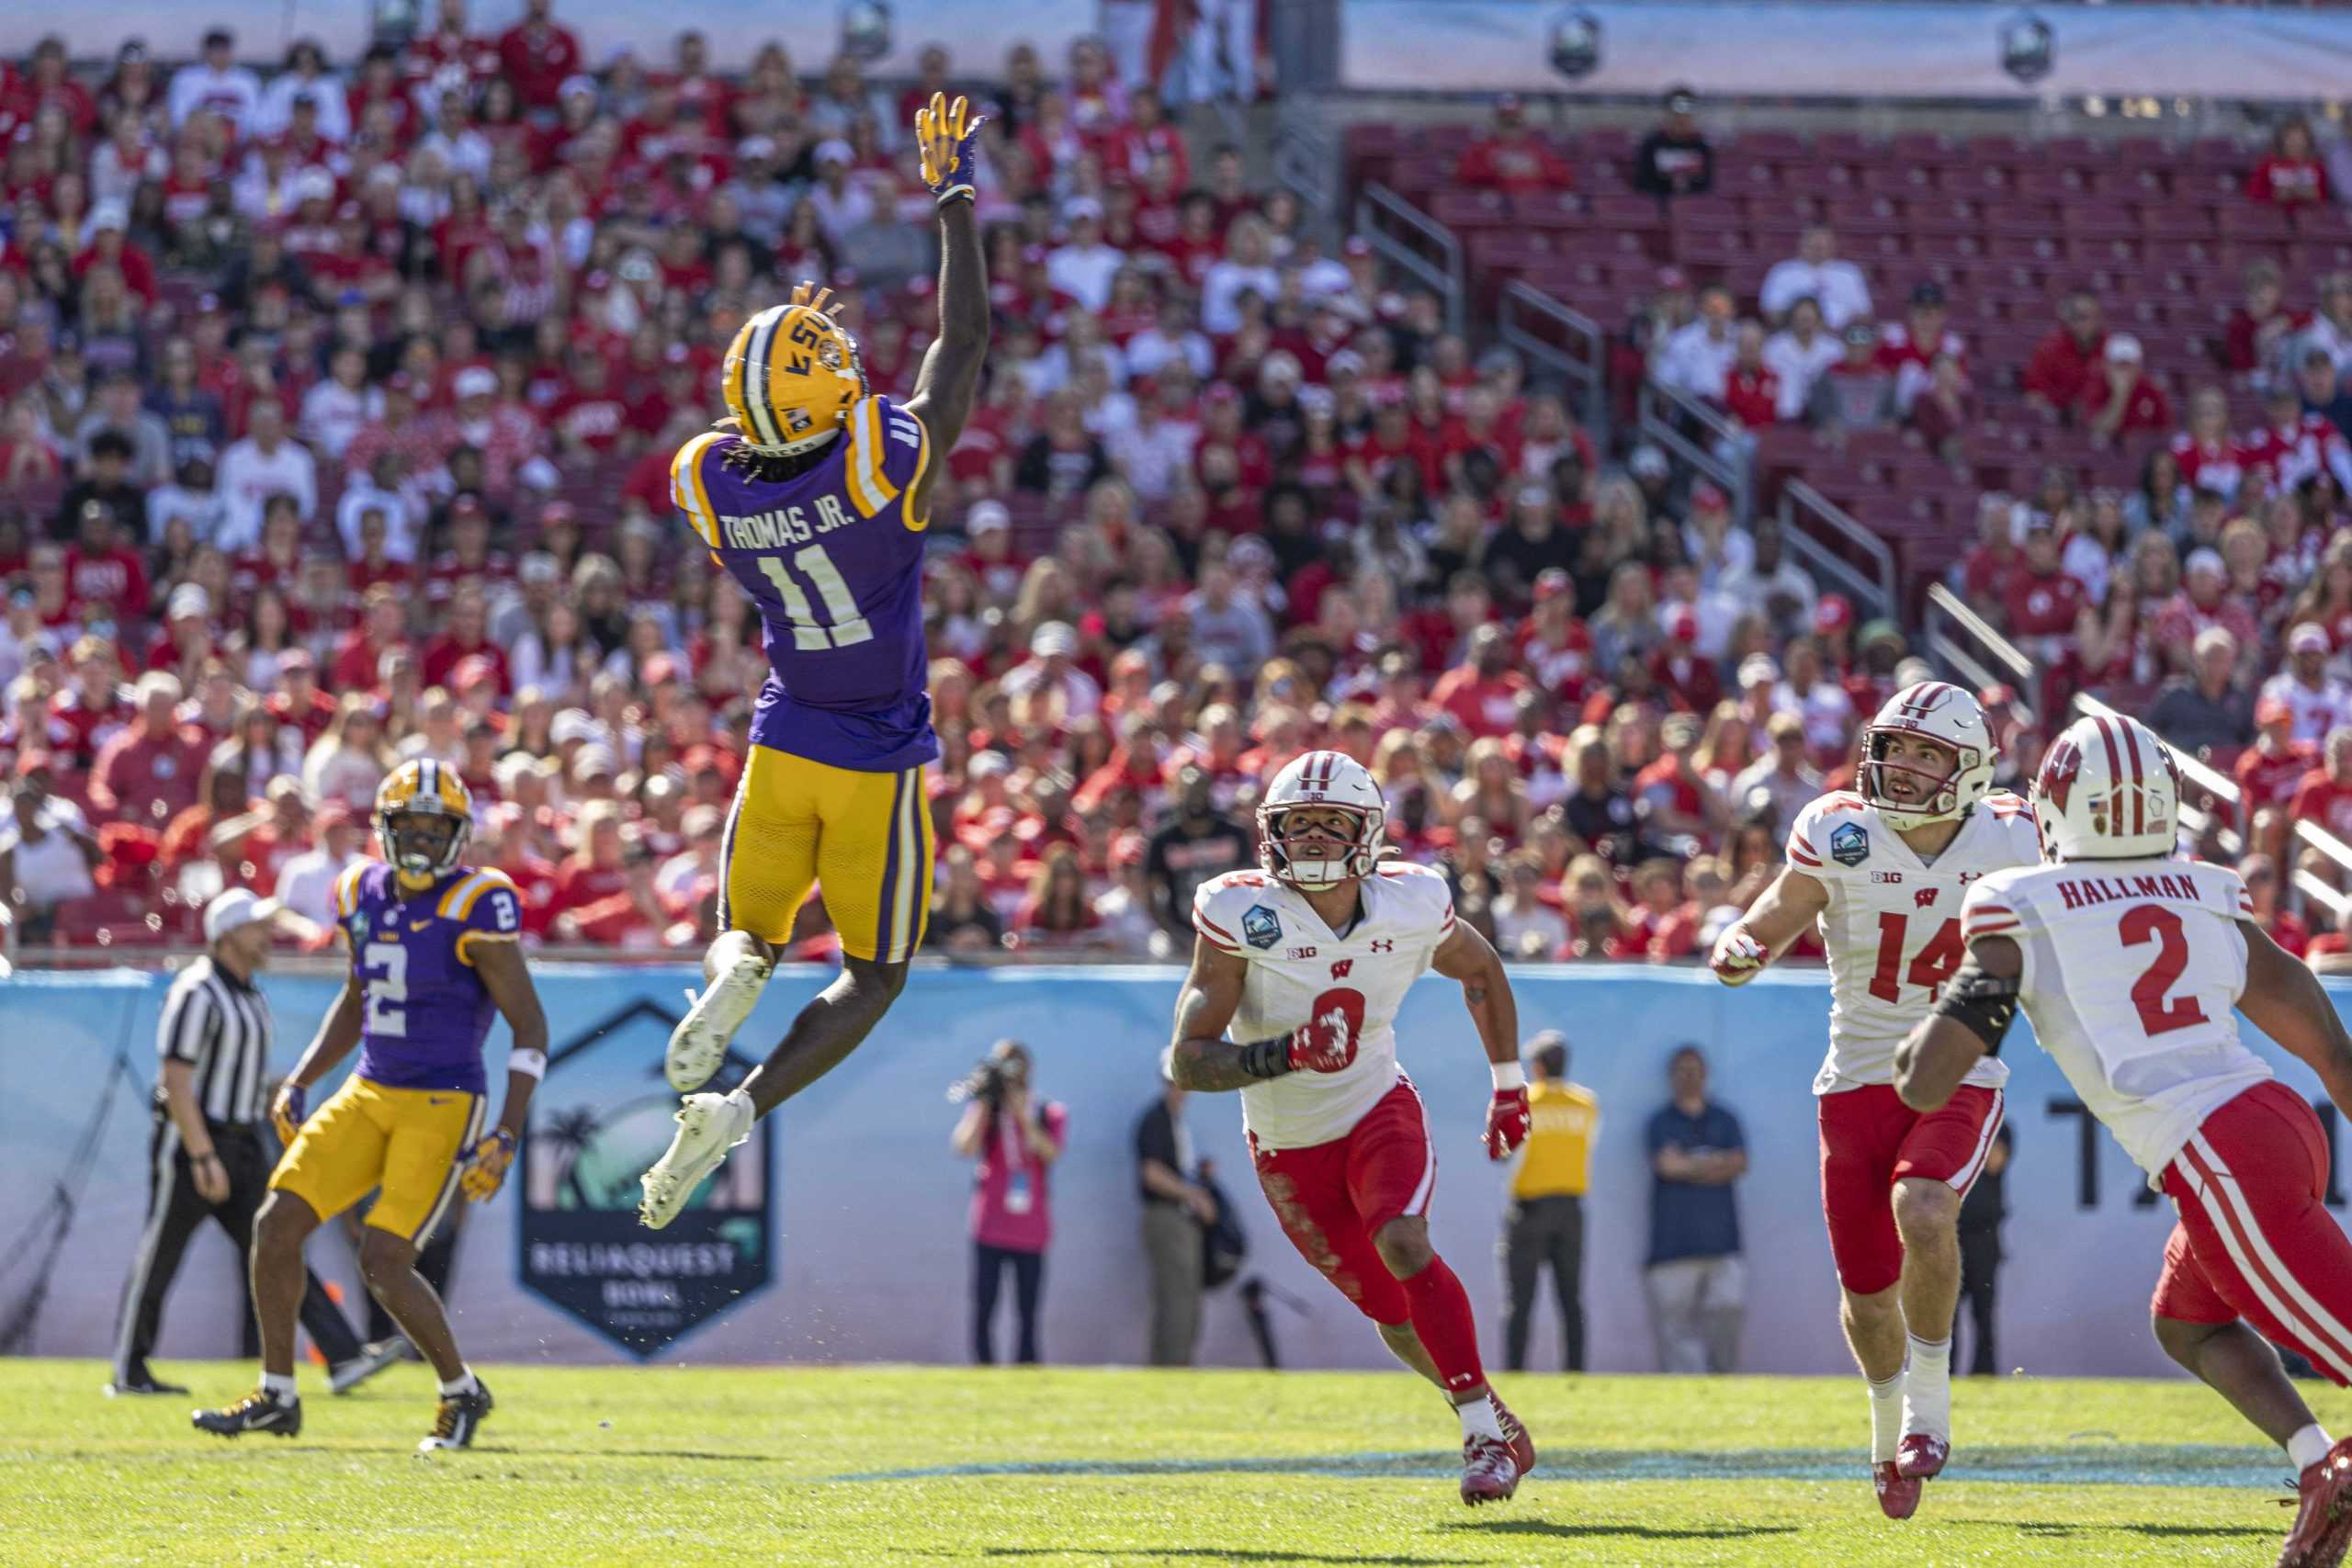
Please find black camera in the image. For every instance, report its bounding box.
[948,1057,1011,1106]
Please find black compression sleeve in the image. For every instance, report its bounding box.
[1931,960,2021,1054]
[1240,1038,1295,1079]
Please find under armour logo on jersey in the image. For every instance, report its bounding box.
[1370,940,1396,953]
[1329,959,1353,978]
[1915,888,1939,908]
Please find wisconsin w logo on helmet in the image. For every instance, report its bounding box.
[722,282,869,457]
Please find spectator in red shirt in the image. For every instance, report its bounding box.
[2002,518,2087,655]
[331,583,413,694]
[266,649,337,750]
[1453,95,1571,200]
[2023,288,2107,413]
[62,500,150,625]
[88,671,209,826]
[1720,322,1781,429]
[1633,710,1725,843]
[421,582,513,695]
[497,0,582,111]
[2080,333,2172,446]
[2247,118,2330,209]
[2155,548,2263,681]
[2239,695,2320,832]
[1430,625,1533,739]
[2291,726,2352,841]
[2227,259,2294,379]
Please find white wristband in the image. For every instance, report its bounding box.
[1491,1061,1527,1092]
[508,1048,548,1081]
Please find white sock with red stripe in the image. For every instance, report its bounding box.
[1903,1334,1951,1443]
[1868,1371,1905,1464]
[2290,1424,2335,1473]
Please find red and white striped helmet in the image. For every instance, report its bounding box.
[1258,750,1386,891]
[1860,681,1996,830]
[2031,711,2180,863]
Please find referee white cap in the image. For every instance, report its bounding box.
[203,888,283,945]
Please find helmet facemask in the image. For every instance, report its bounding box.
[380,806,469,888]
[1860,728,1973,830]
[1259,802,1383,892]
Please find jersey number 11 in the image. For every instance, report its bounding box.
[758,546,873,650]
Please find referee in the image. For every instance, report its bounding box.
[107,889,396,1397]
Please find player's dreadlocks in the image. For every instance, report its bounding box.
[718,438,829,487]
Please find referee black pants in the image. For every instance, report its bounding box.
[113,1113,365,1380]
[1500,1193,1586,1372]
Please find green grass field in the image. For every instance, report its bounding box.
[2,1359,2334,1565]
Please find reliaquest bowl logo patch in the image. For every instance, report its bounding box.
[1830,823,1870,867]
[1242,905,1283,949]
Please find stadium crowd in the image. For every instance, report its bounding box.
[0,9,2344,971]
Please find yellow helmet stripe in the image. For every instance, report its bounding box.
[335,863,364,919]
[671,433,721,545]
[741,307,788,446]
[844,400,891,519]
[723,318,755,436]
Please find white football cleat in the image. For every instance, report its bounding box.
[666,953,772,1092]
[639,1091,754,1230]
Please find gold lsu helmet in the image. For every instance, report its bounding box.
[375,757,473,888]
[722,282,869,457]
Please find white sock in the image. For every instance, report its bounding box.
[438,1367,480,1397]
[262,1371,297,1400]
[1456,1395,1504,1443]
[725,1087,756,1126]
[1868,1371,1905,1464]
[1903,1334,1952,1441]
[2290,1423,2335,1472]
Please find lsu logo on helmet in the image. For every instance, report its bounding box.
[375,758,474,886]
[723,282,868,457]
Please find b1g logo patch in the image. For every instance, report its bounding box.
[1242,905,1283,949]
[1830,823,1871,867]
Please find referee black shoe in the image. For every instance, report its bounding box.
[418,1380,493,1452]
[192,1389,301,1439]
[106,1363,189,1397]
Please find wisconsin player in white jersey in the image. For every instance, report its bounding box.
[1169,750,1538,1506]
[1896,711,2352,1568]
[1708,682,2037,1519]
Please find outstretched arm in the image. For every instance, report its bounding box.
[904,93,989,525]
[2240,919,2352,1116]
[1710,865,1829,984]
[1894,934,2018,1111]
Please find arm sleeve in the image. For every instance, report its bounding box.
[156,979,215,1065]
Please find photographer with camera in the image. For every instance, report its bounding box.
[949,1040,1067,1365]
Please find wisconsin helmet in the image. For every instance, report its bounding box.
[721,282,867,457]
[1859,681,1996,830]
[1257,750,1386,891]
[375,757,473,888]
[2031,711,2179,863]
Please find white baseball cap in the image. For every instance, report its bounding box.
[203,887,282,944]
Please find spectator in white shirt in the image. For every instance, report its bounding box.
[1493,854,1570,961]
[1124,297,1215,383]
[2261,623,2352,745]
[1046,199,1126,313]
[806,141,877,246]
[1762,297,1842,421]
[300,346,380,463]
[214,401,318,556]
[336,450,423,562]
[1653,286,1739,401]
[271,801,366,929]
[1758,225,1873,329]
[1770,636,1857,755]
[656,806,726,908]
[147,456,231,549]
[1201,216,1281,335]
[1105,394,1199,503]
[168,28,263,131]
[1001,622,1104,718]
[252,39,351,142]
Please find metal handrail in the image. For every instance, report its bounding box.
[1498,280,1608,442]
[1272,100,1337,223]
[1636,378,1753,526]
[1922,582,2037,725]
[1781,479,1900,625]
[1353,182,1464,333]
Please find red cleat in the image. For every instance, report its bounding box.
[1460,1434,1520,1506]
[1487,1393,1537,1479]
[1874,1461,1922,1520]
[1895,1433,1949,1480]
[2279,1436,2352,1568]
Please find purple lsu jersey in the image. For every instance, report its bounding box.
[334,862,523,1094]
[672,395,940,773]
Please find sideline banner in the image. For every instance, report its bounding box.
[1340,2,2352,102]
[7,962,2352,1377]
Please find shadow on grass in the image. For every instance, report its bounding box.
[906,1552,1478,1566]
[1446,1519,1802,1542]
[471,1447,783,1463]
[2008,1520,2283,1540]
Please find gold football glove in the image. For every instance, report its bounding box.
[915,91,984,208]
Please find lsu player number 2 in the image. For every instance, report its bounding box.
[1868,914,1964,1004]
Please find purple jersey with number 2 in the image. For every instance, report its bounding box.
[671,396,939,773]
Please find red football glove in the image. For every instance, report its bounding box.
[1484,1087,1532,1161]
[1287,1007,1357,1074]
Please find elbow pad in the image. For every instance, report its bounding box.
[1930,962,2021,1054]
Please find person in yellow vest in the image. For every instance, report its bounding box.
[1500,1032,1599,1371]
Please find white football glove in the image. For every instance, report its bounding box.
[1710,925,1769,987]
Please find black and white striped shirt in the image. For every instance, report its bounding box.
[155,956,271,1127]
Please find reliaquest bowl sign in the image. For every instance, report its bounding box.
[518,997,772,1358]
